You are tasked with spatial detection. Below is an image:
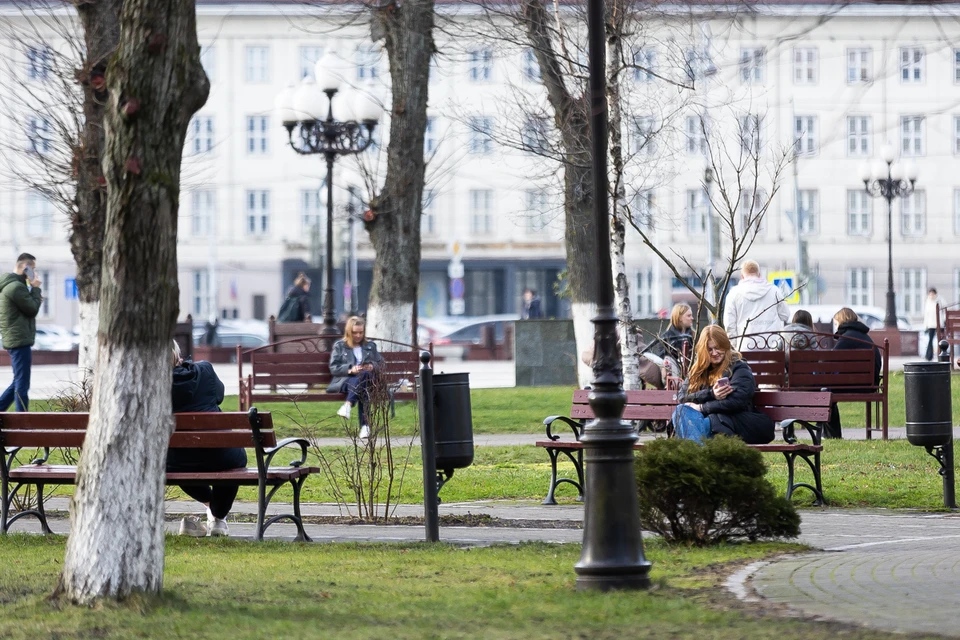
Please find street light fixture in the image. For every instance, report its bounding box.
[274,52,382,337]
[858,142,918,328]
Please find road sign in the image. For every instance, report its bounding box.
[450,277,465,300]
[64,278,78,300]
[447,261,464,279]
[768,270,800,304]
[450,299,465,315]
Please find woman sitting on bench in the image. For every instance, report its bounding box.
[329,316,383,440]
[168,340,246,538]
[673,325,775,445]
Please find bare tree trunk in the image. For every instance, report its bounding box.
[57,0,208,604]
[519,0,598,388]
[72,0,121,377]
[366,0,434,348]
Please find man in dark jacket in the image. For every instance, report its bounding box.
[0,253,43,412]
[169,341,246,537]
[825,308,882,439]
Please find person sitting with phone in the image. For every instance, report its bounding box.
[672,325,776,444]
[328,316,383,440]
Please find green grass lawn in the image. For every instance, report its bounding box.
[0,535,922,640]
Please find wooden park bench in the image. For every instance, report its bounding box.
[1,409,318,541]
[237,337,424,412]
[536,388,829,506]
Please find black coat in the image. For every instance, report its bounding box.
[834,320,881,385]
[327,339,384,393]
[648,325,693,363]
[172,360,223,413]
[678,359,775,444]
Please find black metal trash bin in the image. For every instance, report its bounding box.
[432,372,475,472]
[904,362,952,447]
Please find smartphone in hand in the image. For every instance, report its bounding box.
[717,377,731,388]
[23,266,34,280]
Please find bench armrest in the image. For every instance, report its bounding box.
[780,419,823,446]
[263,437,309,468]
[543,415,583,441]
[3,446,49,469]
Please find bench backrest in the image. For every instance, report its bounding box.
[571,389,678,421]
[0,411,276,450]
[248,350,419,389]
[944,309,960,340]
[788,348,879,391]
[740,350,786,388]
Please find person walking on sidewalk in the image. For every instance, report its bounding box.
[723,259,789,351]
[923,288,945,361]
[0,253,42,412]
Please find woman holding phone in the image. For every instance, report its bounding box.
[673,325,775,444]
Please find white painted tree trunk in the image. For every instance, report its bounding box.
[77,300,99,379]
[611,218,641,390]
[59,345,173,604]
[366,301,414,352]
[572,302,597,388]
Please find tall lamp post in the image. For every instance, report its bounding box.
[703,166,716,312]
[858,143,918,328]
[274,52,382,337]
[574,0,651,591]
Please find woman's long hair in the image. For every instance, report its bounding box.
[343,316,366,348]
[687,325,740,392]
[670,303,692,332]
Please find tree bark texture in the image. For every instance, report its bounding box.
[58,0,209,604]
[366,0,434,347]
[519,0,598,387]
[72,0,122,377]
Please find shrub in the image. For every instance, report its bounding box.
[635,436,800,546]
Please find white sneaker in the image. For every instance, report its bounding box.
[208,517,229,537]
[358,424,370,440]
[337,402,352,419]
[178,516,207,537]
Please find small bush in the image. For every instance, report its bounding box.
[635,436,800,546]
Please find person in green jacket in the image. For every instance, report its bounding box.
[0,253,43,411]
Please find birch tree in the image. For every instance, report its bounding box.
[57,0,208,604]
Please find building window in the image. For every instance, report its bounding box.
[246,190,270,235]
[847,190,872,236]
[469,48,493,81]
[797,189,818,234]
[356,45,379,81]
[900,267,926,316]
[793,116,818,156]
[523,48,541,81]
[954,116,960,155]
[192,269,210,317]
[424,117,436,155]
[521,116,549,154]
[468,117,493,154]
[955,49,960,83]
[244,46,270,83]
[189,115,214,155]
[739,47,764,84]
[738,190,767,235]
[246,116,269,154]
[300,46,323,80]
[738,114,762,155]
[636,269,654,317]
[469,189,493,235]
[421,189,436,236]
[632,48,655,83]
[684,47,713,82]
[900,115,924,156]
[200,45,215,83]
[525,189,550,233]
[847,116,871,156]
[793,47,818,84]
[685,115,706,155]
[25,191,53,238]
[900,190,925,236]
[191,190,216,236]
[847,268,873,306]
[301,189,322,233]
[27,116,52,154]
[954,188,960,235]
[630,116,656,156]
[686,188,707,235]
[900,46,924,83]
[26,45,52,80]
[632,189,654,230]
[847,48,871,83]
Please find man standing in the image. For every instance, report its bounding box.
[0,253,43,411]
[923,287,945,361]
[522,288,543,319]
[723,259,789,350]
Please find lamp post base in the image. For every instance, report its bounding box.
[884,289,898,329]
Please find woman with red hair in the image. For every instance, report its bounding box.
[672,325,775,444]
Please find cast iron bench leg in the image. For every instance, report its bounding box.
[783,451,826,506]
[35,483,52,534]
[291,476,311,542]
[542,447,561,505]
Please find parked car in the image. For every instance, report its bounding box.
[432,314,521,346]
[192,319,269,349]
[785,305,913,332]
[33,324,78,351]
[417,316,471,346]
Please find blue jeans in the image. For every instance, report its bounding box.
[672,404,713,443]
[0,346,32,412]
[344,371,374,426]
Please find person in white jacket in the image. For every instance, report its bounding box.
[722,260,790,350]
[923,288,945,361]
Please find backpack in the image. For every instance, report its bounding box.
[276,295,302,322]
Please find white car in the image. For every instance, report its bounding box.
[34,324,78,351]
[785,305,914,332]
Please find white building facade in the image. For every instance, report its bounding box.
[0,0,957,328]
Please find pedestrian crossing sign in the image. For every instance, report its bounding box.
[768,270,800,304]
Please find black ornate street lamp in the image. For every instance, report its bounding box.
[575,0,651,591]
[275,53,382,337]
[858,143,918,328]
